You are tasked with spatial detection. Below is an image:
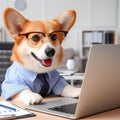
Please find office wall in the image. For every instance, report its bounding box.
[117,0,120,44]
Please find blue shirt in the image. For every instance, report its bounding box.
[1,62,68,99]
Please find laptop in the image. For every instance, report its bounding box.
[26,44,120,119]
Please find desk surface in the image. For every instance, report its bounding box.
[63,73,84,80]
[1,97,120,120]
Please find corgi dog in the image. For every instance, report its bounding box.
[1,8,81,105]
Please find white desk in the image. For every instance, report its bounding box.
[63,73,84,86]
[57,69,84,86]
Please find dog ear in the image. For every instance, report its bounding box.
[4,8,29,34]
[54,10,76,31]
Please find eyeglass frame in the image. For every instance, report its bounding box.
[16,30,68,48]
[18,30,68,39]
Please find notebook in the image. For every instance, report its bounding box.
[26,44,120,119]
[0,101,36,119]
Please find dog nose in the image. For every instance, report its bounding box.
[45,47,55,57]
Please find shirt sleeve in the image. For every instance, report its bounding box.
[1,81,30,100]
[50,70,68,95]
[1,66,30,100]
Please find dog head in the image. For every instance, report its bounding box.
[4,8,76,73]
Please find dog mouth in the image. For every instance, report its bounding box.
[31,52,52,67]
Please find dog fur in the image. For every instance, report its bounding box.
[2,8,81,105]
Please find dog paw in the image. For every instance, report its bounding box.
[24,92,43,105]
[70,88,81,97]
[12,89,43,105]
[61,85,81,98]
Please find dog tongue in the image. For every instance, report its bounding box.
[42,59,52,67]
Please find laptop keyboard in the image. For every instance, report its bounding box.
[49,103,77,114]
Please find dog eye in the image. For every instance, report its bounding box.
[31,35,41,42]
[50,34,57,41]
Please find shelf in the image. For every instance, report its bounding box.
[81,30,116,72]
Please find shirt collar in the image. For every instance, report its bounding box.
[14,62,37,82]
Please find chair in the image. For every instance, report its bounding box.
[0,42,14,95]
